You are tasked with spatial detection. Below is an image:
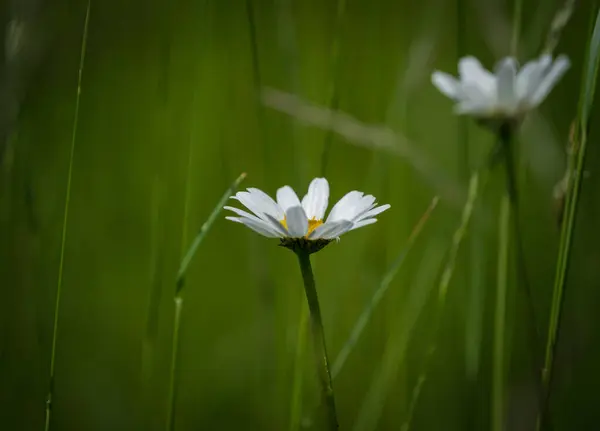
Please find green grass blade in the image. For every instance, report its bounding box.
[538,5,600,429]
[288,301,308,431]
[44,2,91,429]
[437,171,483,301]
[331,196,439,379]
[175,172,247,289]
[166,172,246,430]
[401,170,486,430]
[542,0,576,55]
[319,0,347,176]
[400,374,426,431]
[352,243,447,431]
[510,0,524,57]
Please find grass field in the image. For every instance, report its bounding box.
[1,0,600,430]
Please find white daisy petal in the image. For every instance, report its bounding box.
[530,55,571,107]
[433,53,569,120]
[357,195,376,211]
[496,57,518,112]
[431,71,462,100]
[301,177,329,220]
[459,82,491,109]
[276,186,302,211]
[454,101,491,116]
[309,220,353,240]
[326,191,364,223]
[351,218,378,231]
[226,216,281,238]
[346,195,378,222]
[320,220,354,239]
[458,56,496,96]
[522,54,553,102]
[262,213,290,237]
[231,191,272,222]
[224,205,264,223]
[246,188,284,219]
[354,204,391,222]
[285,206,308,237]
[226,178,390,246]
[515,59,540,100]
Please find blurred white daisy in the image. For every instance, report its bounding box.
[225,177,390,253]
[431,54,570,121]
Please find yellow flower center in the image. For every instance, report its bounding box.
[281,217,323,237]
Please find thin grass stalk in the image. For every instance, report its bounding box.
[245,0,273,179]
[402,170,486,431]
[400,374,426,431]
[276,0,302,185]
[331,196,439,379]
[537,7,600,430]
[541,0,576,55]
[320,0,347,176]
[353,244,446,431]
[165,172,246,430]
[288,302,308,431]
[165,88,197,430]
[510,0,523,57]
[44,3,91,429]
[295,250,338,431]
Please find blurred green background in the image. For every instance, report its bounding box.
[1,0,599,430]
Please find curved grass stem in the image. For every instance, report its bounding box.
[165,172,246,430]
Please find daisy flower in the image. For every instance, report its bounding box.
[225,177,390,253]
[431,54,570,122]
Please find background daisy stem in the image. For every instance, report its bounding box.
[538,8,600,430]
[491,123,518,431]
[295,249,339,431]
[165,172,246,431]
[493,187,510,431]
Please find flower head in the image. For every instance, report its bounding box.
[431,54,570,122]
[225,177,390,254]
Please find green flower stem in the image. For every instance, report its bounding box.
[492,192,510,431]
[295,250,339,431]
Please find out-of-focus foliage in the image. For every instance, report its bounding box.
[1,0,599,430]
